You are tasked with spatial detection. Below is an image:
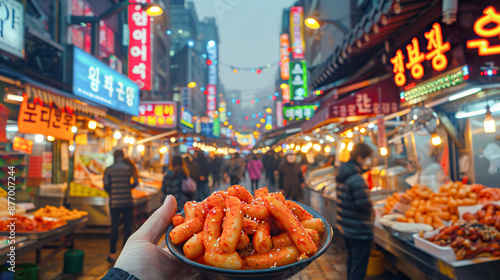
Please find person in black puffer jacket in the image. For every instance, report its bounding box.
[162,155,190,213]
[104,150,138,263]
[336,143,374,280]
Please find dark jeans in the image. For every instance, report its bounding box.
[344,237,372,280]
[230,176,240,186]
[266,171,275,185]
[110,207,133,254]
[212,172,221,189]
[251,179,259,192]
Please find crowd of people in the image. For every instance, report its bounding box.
[102,145,374,280]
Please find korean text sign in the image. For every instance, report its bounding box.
[206,84,216,117]
[18,99,76,141]
[289,60,308,101]
[283,104,317,121]
[0,0,24,58]
[280,34,290,80]
[390,22,454,88]
[329,82,400,119]
[128,0,151,90]
[290,7,305,60]
[72,46,140,115]
[181,109,194,129]
[132,101,177,128]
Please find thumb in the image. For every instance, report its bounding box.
[135,195,177,244]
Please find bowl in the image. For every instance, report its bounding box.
[166,202,333,280]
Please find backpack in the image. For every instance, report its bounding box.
[182,177,197,194]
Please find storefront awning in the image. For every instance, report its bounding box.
[302,79,400,132]
[25,85,107,117]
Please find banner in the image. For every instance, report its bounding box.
[128,0,151,90]
[290,7,305,60]
[276,102,284,127]
[289,61,308,101]
[283,104,317,121]
[18,99,76,141]
[0,0,24,58]
[280,34,290,80]
[132,101,177,128]
[12,137,33,154]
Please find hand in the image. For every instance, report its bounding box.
[114,195,205,279]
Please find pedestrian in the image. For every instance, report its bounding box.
[263,150,277,186]
[103,150,138,263]
[195,150,211,201]
[278,151,305,202]
[228,153,244,185]
[211,154,223,190]
[247,154,263,192]
[161,155,190,213]
[182,153,199,188]
[336,143,374,280]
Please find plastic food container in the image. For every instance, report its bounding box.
[413,232,457,262]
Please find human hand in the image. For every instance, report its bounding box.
[114,195,205,279]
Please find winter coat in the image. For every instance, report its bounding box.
[278,161,304,200]
[247,159,263,180]
[197,159,211,184]
[335,160,374,240]
[104,159,138,209]
[162,168,189,213]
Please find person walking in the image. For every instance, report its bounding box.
[211,154,223,190]
[336,143,374,280]
[103,150,138,263]
[161,155,190,213]
[263,151,277,186]
[278,151,305,202]
[195,150,211,201]
[247,154,263,192]
[228,153,244,186]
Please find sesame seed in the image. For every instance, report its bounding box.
[270,254,272,257]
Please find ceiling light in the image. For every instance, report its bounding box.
[114,131,122,139]
[431,133,442,146]
[35,134,44,143]
[6,125,18,132]
[129,137,135,144]
[380,147,388,156]
[456,103,500,119]
[88,120,97,130]
[160,146,168,154]
[47,136,55,142]
[71,126,78,133]
[448,87,482,101]
[6,94,23,102]
[137,144,145,152]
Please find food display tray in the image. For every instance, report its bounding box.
[66,215,89,225]
[0,215,68,240]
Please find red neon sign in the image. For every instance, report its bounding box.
[128,0,151,90]
[466,6,500,56]
[390,22,451,87]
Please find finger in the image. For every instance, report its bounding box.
[135,195,177,244]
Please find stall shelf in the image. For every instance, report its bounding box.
[374,225,500,280]
[0,217,88,265]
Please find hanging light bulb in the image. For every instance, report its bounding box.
[380,147,388,156]
[484,105,496,133]
[325,146,331,153]
[431,133,442,146]
[114,131,122,139]
[88,120,97,130]
[137,144,145,152]
[160,146,168,154]
[346,130,353,138]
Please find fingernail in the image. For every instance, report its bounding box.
[164,195,173,204]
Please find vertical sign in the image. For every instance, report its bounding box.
[282,85,290,103]
[290,7,305,60]
[276,101,284,127]
[128,0,151,90]
[265,114,273,130]
[181,87,191,109]
[0,104,8,142]
[42,152,53,179]
[206,85,217,117]
[0,0,24,58]
[207,40,217,118]
[213,117,220,137]
[289,61,308,101]
[280,34,290,80]
[219,100,227,122]
[377,118,387,150]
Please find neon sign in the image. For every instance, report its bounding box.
[390,22,451,87]
[466,6,500,56]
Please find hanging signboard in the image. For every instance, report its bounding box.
[72,46,140,115]
[283,104,317,121]
[12,137,33,154]
[213,117,220,137]
[0,0,24,58]
[180,109,194,129]
[132,101,177,128]
[289,61,308,101]
[289,7,305,60]
[276,101,284,127]
[280,34,290,80]
[128,0,151,90]
[206,85,217,117]
[18,99,76,141]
